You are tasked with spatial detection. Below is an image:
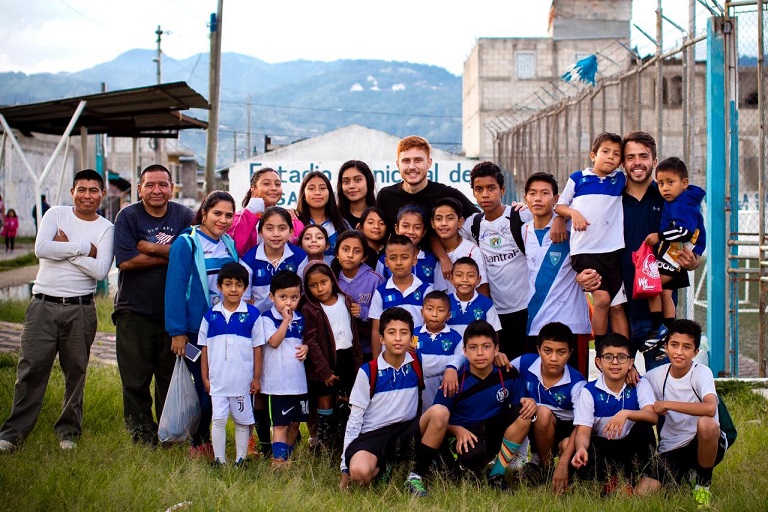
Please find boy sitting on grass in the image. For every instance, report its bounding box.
[199,262,264,466]
[340,307,449,497]
[431,320,537,490]
[570,334,658,496]
[508,321,586,493]
[642,319,729,508]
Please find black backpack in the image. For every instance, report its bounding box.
[470,209,526,255]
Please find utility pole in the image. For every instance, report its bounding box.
[153,25,168,168]
[204,1,223,195]
[246,94,252,158]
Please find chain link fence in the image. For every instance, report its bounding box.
[491,2,768,377]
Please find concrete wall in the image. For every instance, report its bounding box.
[0,133,79,237]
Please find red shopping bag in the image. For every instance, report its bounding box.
[632,243,662,299]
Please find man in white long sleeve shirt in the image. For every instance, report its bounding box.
[0,169,114,452]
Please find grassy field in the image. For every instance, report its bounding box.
[0,353,766,511]
[0,295,116,333]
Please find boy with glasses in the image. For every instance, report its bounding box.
[570,334,658,495]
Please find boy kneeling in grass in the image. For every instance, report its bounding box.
[642,319,730,508]
[432,320,536,490]
[340,307,448,497]
[570,334,658,495]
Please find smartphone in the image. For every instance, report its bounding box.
[185,342,201,362]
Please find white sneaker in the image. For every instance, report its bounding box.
[59,440,76,450]
[0,439,16,452]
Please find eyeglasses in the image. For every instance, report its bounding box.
[600,354,630,364]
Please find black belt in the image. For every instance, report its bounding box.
[33,293,94,305]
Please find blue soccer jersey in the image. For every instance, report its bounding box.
[434,364,525,428]
[368,276,432,329]
[376,249,438,285]
[415,325,464,410]
[241,242,308,312]
[447,291,502,339]
[511,352,586,421]
[573,375,655,440]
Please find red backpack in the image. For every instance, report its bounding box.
[368,349,425,410]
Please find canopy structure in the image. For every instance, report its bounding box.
[0,81,209,138]
[0,81,210,220]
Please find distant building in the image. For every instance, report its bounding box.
[228,124,480,207]
[462,0,632,161]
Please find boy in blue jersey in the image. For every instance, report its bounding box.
[570,334,658,495]
[369,235,433,357]
[258,270,309,467]
[555,132,629,344]
[415,290,463,412]
[433,320,537,490]
[509,321,586,492]
[375,204,438,285]
[199,262,264,466]
[340,307,451,497]
[446,257,502,339]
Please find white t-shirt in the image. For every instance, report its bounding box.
[320,294,354,350]
[432,238,489,293]
[32,206,114,296]
[523,216,591,335]
[461,206,531,314]
[573,375,655,440]
[644,362,720,453]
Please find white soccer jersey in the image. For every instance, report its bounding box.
[523,217,591,335]
[433,238,489,293]
[557,168,625,255]
[460,206,532,314]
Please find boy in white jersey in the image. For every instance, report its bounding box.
[415,290,463,412]
[642,319,728,508]
[259,270,309,466]
[446,257,502,339]
[523,172,591,376]
[571,334,658,495]
[199,263,264,466]
[340,307,450,497]
[462,161,532,360]
[555,132,629,346]
[369,235,433,357]
[430,197,489,296]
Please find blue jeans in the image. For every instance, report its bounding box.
[630,317,669,371]
[183,332,212,446]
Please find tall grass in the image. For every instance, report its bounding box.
[0,352,766,511]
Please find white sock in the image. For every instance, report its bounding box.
[234,422,251,462]
[212,418,228,462]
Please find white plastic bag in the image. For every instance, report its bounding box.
[158,356,201,444]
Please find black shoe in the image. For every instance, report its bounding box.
[522,462,547,486]
[487,473,510,492]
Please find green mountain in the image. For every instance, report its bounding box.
[0,49,462,166]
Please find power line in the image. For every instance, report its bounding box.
[218,99,461,119]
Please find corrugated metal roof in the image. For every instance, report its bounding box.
[0,81,209,138]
